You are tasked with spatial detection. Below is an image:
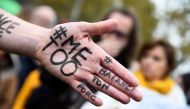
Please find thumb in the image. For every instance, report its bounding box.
[84,19,118,36]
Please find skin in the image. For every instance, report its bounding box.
[140,46,168,81]
[98,12,133,57]
[0,9,142,106]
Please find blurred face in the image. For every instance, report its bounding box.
[140,46,168,81]
[31,12,52,27]
[31,7,56,28]
[100,12,134,57]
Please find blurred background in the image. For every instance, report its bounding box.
[0,0,190,109]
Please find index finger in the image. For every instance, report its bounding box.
[99,54,139,87]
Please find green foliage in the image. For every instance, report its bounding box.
[79,0,111,22]
[123,0,157,42]
[181,43,190,57]
[166,9,190,55]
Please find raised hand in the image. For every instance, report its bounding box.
[0,9,142,106]
[35,19,142,106]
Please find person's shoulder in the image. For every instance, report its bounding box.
[170,82,184,94]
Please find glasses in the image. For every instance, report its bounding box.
[108,30,128,38]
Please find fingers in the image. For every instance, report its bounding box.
[71,80,103,106]
[83,73,130,104]
[99,55,139,87]
[96,67,142,101]
[84,19,118,36]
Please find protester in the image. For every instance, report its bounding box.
[13,8,140,109]
[95,8,138,68]
[135,40,185,104]
[0,8,142,107]
[30,6,57,27]
[80,8,142,109]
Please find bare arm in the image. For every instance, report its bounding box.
[0,9,49,57]
[0,9,142,106]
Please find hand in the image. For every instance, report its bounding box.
[35,19,142,106]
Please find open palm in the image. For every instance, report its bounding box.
[35,19,142,106]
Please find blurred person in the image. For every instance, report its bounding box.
[0,50,17,109]
[176,73,190,105]
[0,8,142,108]
[30,5,57,27]
[134,40,186,104]
[95,8,138,68]
[0,51,13,69]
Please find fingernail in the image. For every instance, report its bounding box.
[126,86,135,92]
[128,87,143,101]
[127,70,139,86]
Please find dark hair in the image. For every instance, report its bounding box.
[138,40,176,76]
[94,8,138,68]
[181,73,190,105]
[181,73,190,94]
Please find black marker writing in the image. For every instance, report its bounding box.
[92,76,109,90]
[61,35,80,54]
[50,49,78,76]
[72,47,92,66]
[0,14,20,37]
[44,26,92,76]
[104,56,112,64]
[77,83,96,101]
[42,26,67,51]
[99,68,131,90]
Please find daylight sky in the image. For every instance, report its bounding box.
[151,0,190,74]
[150,0,190,48]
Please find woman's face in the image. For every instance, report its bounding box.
[140,46,168,81]
[100,12,134,57]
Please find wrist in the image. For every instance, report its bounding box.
[33,27,51,59]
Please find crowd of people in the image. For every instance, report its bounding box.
[0,1,190,109]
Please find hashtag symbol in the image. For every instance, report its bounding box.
[53,26,67,40]
[104,56,112,64]
[42,26,67,51]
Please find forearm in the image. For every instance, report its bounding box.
[0,9,49,58]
